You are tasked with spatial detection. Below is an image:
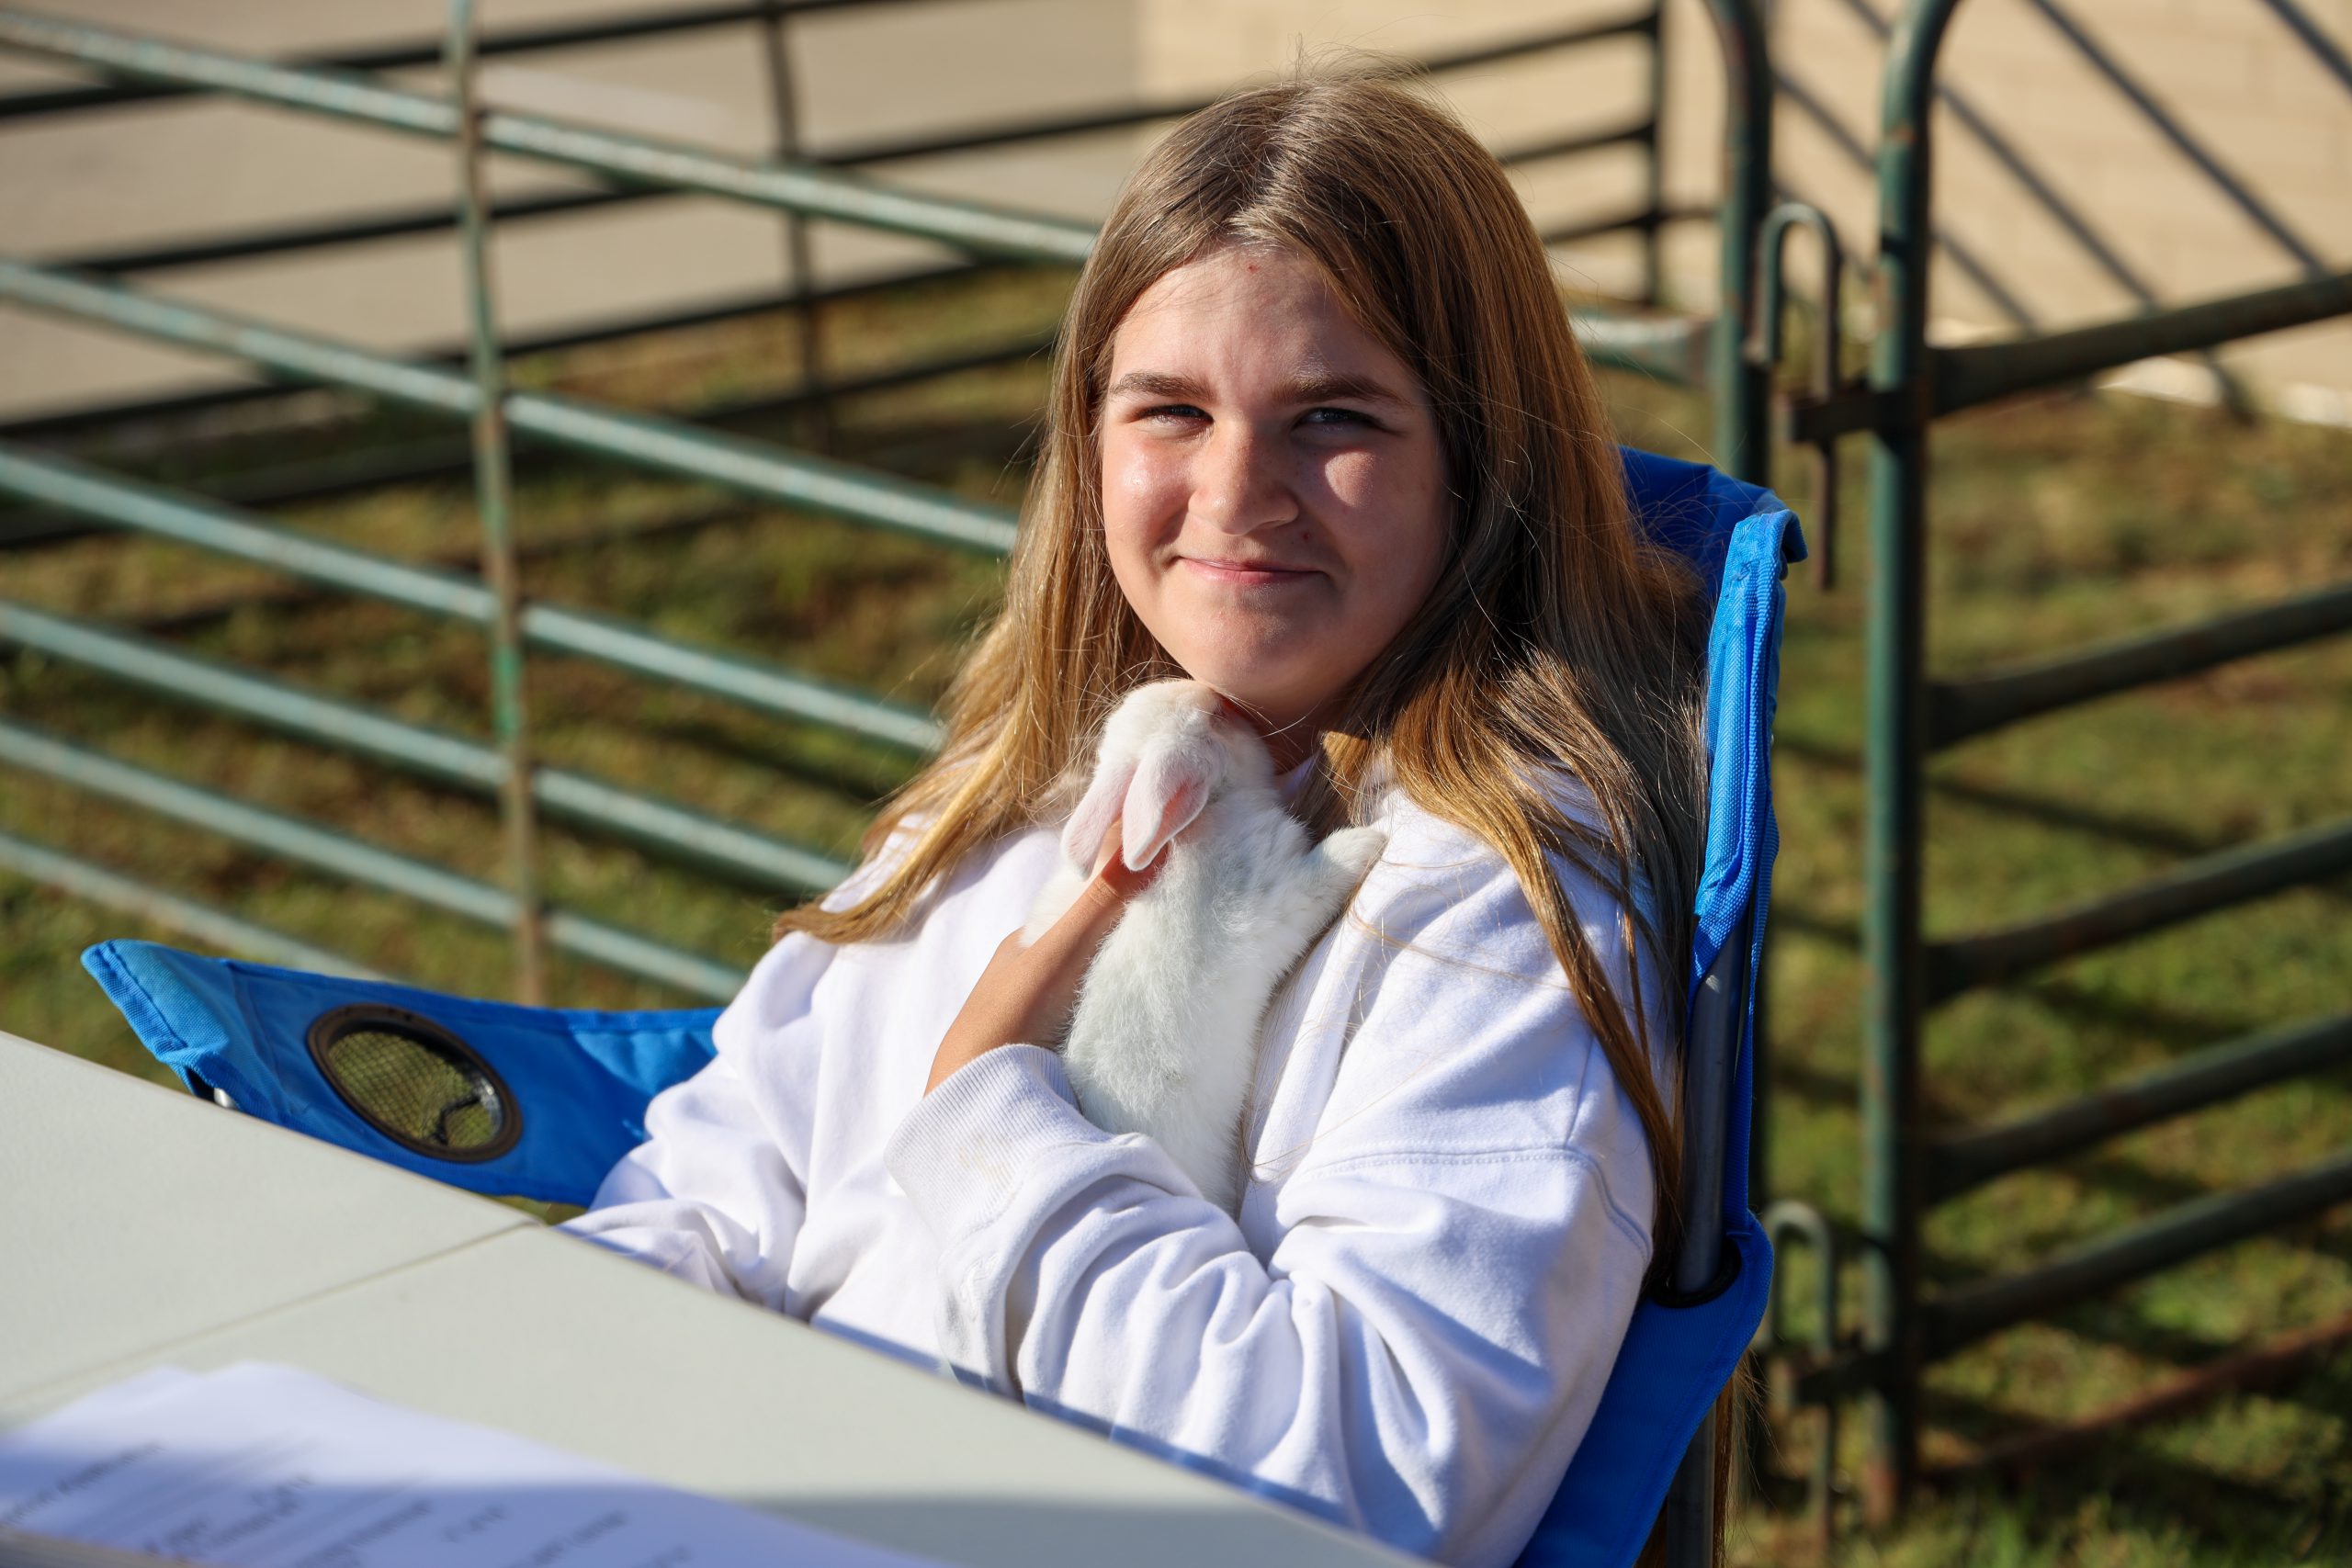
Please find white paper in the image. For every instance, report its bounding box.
[0,1363,946,1567]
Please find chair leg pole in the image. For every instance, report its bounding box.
[1662,1408,1719,1568]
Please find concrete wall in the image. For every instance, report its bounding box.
[1130,0,1680,302]
[3,0,2346,424]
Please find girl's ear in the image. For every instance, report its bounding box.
[1063,759,1137,869]
[1119,739,1216,870]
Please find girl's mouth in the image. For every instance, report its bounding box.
[1178,556,1318,586]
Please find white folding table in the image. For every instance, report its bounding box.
[0,1032,1414,1568]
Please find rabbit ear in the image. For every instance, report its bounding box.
[1062,758,1136,869]
[1119,739,1216,870]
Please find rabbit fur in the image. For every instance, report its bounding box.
[1024,679,1387,1213]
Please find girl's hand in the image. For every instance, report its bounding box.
[924,825,1168,1093]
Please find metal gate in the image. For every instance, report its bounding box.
[1744,0,2352,1530]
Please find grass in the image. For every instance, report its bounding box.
[4,264,2347,1564]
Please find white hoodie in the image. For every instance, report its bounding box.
[562,784,1670,1568]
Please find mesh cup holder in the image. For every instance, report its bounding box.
[306,1003,522,1163]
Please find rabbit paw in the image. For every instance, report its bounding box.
[1317,827,1389,886]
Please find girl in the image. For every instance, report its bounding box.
[565,67,1713,1568]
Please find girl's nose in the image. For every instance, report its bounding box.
[1191,423,1296,536]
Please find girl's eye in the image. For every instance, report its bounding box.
[1144,403,1208,422]
[1303,407,1374,428]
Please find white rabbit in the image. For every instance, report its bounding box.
[1024,679,1387,1213]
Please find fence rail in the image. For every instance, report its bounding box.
[1923,1149,2352,1358]
[0,716,743,998]
[1924,1013,2352,1202]
[0,260,1023,553]
[0,1,912,122]
[0,599,854,895]
[1924,820,2352,1000]
[0,439,939,754]
[0,10,1100,264]
[1927,580,2352,745]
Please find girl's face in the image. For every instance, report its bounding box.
[1099,243,1449,764]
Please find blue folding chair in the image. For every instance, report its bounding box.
[81,446,1801,1568]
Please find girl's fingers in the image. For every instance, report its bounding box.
[1033,819,1166,965]
[1097,843,1166,898]
[1058,839,1163,945]
[1087,815,1165,897]
[1089,818,1126,876]
[924,818,1168,1093]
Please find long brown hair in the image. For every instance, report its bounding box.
[781,68,1710,1270]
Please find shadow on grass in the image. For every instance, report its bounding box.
[1780,731,2203,852]
[634,716,917,809]
[1761,904,1859,952]
[2032,1293,2352,1428]
[1920,1383,2348,1561]
[1748,959,2267,1109]
[1768,1055,1853,1110]
[1918,1149,2347,1279]
[2014,976,2267,1055]
[1908,1152,2352,1438]
[1776,732,2352,910]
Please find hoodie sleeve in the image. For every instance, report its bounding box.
[881,834,1666,1568]
[559,927,836,1309]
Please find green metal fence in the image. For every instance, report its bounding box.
[0,2,1772,1010]
[1742,0,2352,1531]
